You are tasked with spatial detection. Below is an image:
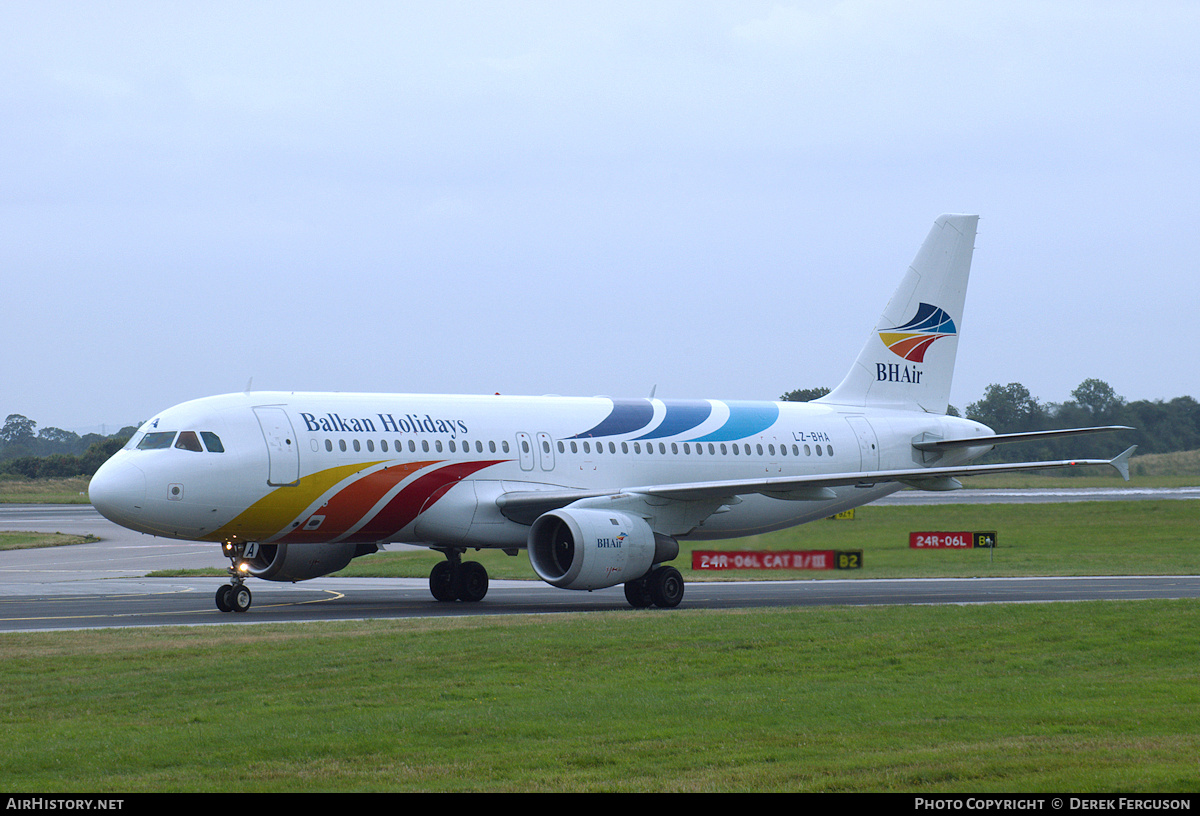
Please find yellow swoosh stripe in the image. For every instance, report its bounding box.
[203,461,385,542]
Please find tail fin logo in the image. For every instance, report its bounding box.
[878,303,956,362]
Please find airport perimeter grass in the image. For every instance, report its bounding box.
[2,602,1199,792]
[0,476,90,503]
[0,531,96,550]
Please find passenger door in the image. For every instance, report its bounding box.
[536,431,555,471]
[844,415,879,472]
[515,432,535,471]
[254,406,300,486]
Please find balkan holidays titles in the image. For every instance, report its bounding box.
[300,412,469,439]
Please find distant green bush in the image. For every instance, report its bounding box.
[0,437,127,479]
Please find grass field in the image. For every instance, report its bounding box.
[0,530,97,550]
[2,602,1198,792]
[0,476,91,503]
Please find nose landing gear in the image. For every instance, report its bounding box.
[215,580,252,613]
[216,540,254,613]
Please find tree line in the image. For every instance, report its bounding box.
[783,378,1197,463]
[0,414,136,479]
[961,379,1197,463]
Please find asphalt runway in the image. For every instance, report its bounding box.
[5,574,1200,633]
[2,489,1198,632]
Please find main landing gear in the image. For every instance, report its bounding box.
[215,540,253,613]
[623,565,684,609]
[429,548,489,603]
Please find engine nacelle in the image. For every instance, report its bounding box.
[528,508,674,590]
[240,541,373,582]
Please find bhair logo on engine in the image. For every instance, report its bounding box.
[876,303,956,383]
[596,533,627,549]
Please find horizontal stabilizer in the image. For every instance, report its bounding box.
[913,425,1135,452]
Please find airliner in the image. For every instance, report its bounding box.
[88,214,1134,613]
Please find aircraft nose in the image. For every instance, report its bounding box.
[88,458,147,526]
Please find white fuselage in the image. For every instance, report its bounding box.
[88,391,994,549]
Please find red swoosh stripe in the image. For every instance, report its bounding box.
[346,460,505,543]
[278,460,437,544]
[887,334,941,363]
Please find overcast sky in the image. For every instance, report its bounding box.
[2,1,1196,434]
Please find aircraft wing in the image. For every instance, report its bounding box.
[496,446,1137,525]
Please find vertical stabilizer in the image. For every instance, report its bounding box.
[817,214,978,414]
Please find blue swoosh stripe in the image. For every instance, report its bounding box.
[693,401,779,442]
[570,398,655,439]
[636,400,712,440]
[889,303,956,334]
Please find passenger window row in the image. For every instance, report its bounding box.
[323,437,512,455]
[557,440,834,458]
[316,436,833,458]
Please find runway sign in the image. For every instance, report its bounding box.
[692,550,863,571]
[909,531,997,549]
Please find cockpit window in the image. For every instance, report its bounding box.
[134,430,224,452]
[175,431,203,452]
[137,432,177,450]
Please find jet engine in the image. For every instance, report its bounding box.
[528,508,677,590]
[239,541,375,582]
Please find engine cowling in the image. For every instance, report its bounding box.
[240,541,372,582]
[528,508,670,590]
